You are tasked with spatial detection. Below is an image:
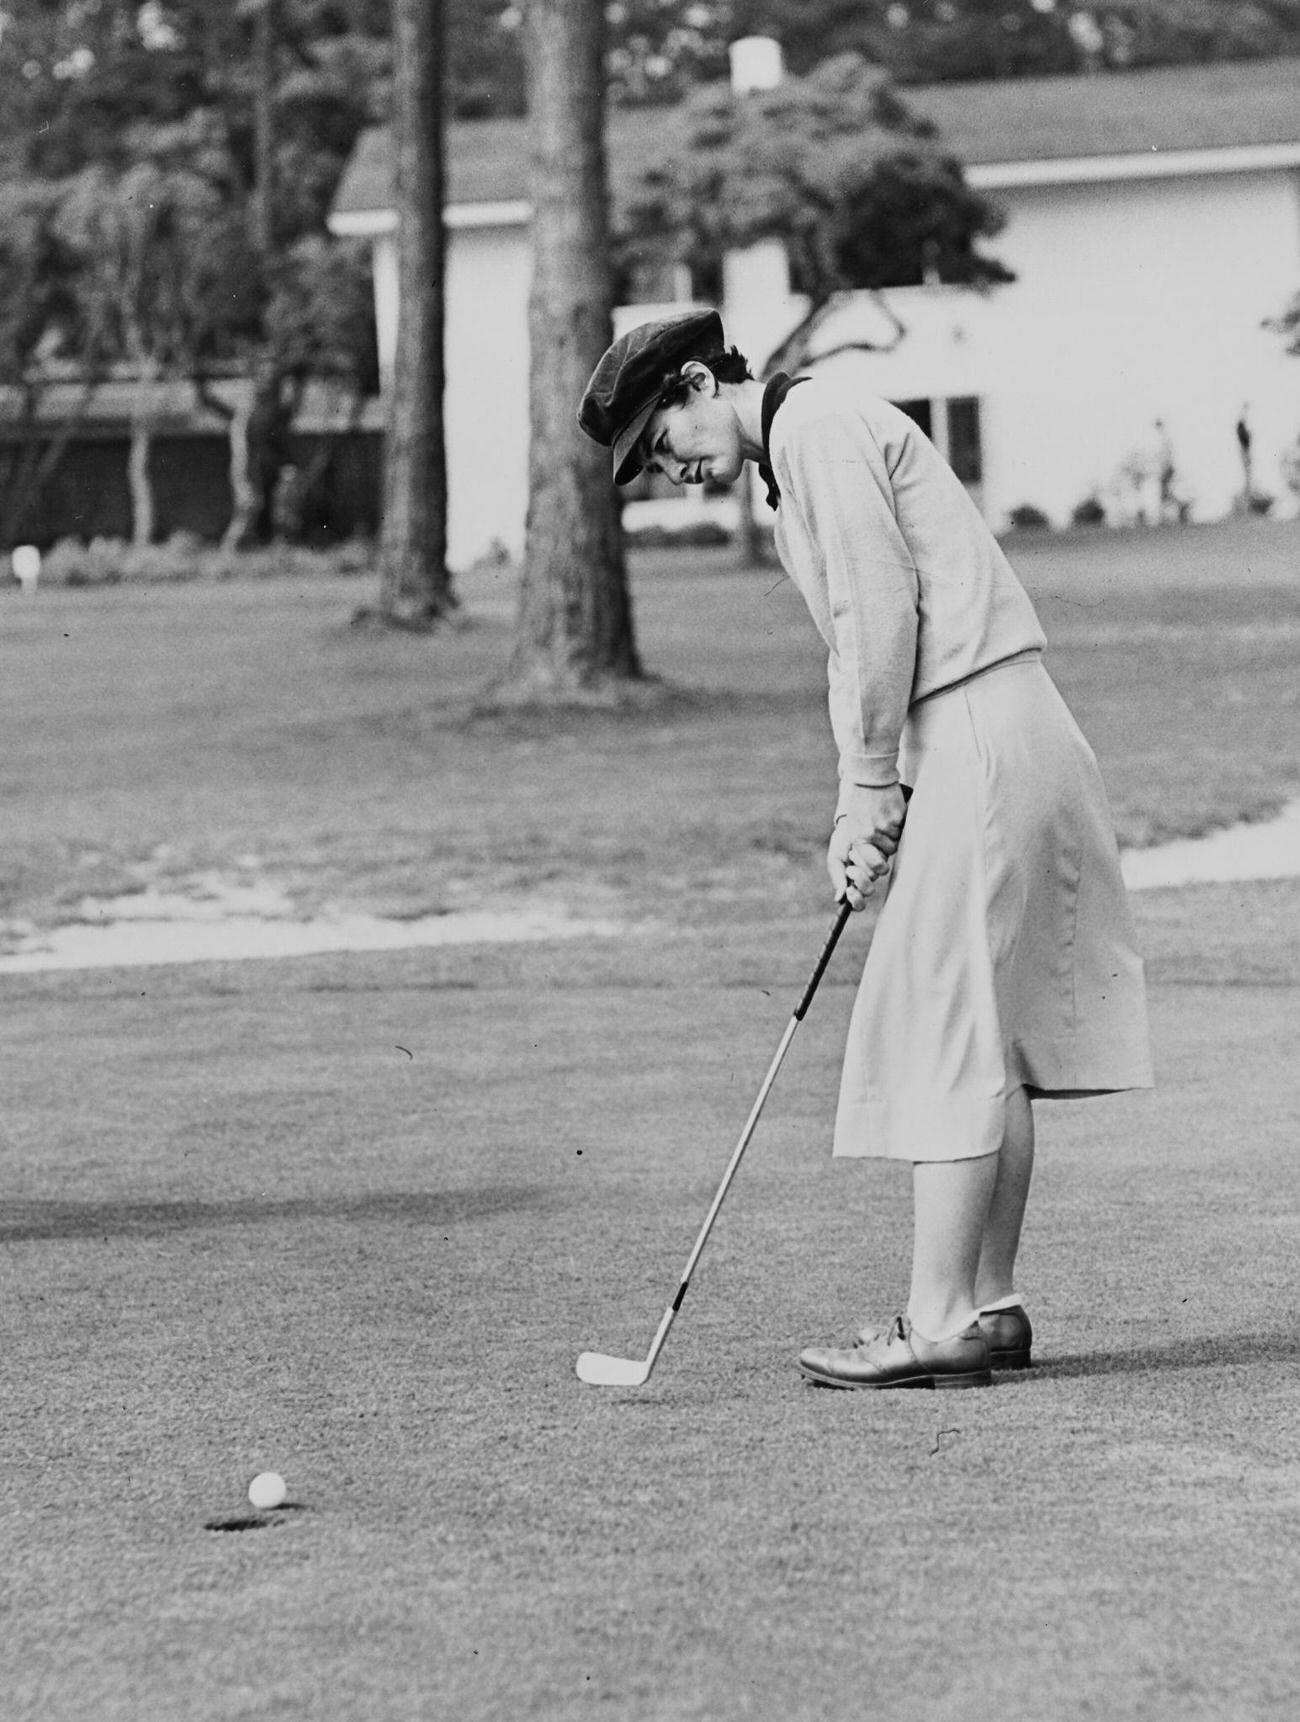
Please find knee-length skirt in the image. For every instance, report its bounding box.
[833,656,1154,1162]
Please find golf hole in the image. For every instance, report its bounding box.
[203,1502,308,1532]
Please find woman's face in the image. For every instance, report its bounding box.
[639,371,744,488]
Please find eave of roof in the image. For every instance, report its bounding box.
[330,55,1300,221]
[968,140,1300,189]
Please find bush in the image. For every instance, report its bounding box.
[44,537,126,587]
[623,519,732,550]
[33,533,378,588]
[1007,503,1051,531]
[1071,495,1107,527]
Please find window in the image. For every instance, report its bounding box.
[895,398,932,438]
[947,398,983,487]
[894,396,982,487]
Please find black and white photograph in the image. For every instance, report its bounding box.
[3,4,1298,1718]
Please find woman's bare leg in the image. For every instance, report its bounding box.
[975,1087,1035,1307]
[907,1153,999,1340]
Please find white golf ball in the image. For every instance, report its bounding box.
[248,1471,287,1511]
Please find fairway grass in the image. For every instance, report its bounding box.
[2,515,1298,942]
[3,936,1299,1721]
[3,517,1299,1720]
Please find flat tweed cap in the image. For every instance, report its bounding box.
[577,310,725,484]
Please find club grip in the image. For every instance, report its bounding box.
[792,785,912,1021]
[792,900,852,1020]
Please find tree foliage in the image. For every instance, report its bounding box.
[52,152,256,375]
[447,0,527,115]
[617,54,1012,308]
[1269,290,1300,359]
[263,235,379,398]
[0,1,385,355]
[50,148,261,544]
[0,1,385,237]
[0,181,81,385]
[0,179,96,543]
[0,1,381,545]
[435,0,1300,115]
[7,2,1289,173]
[742,0,1300,84]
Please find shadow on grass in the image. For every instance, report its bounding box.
[0,1187,547,1244]
[204,1503,311,1531]
[459,682,817,738]
[1036,1330,1300,1378]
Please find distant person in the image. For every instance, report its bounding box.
[1153,418,1180,523]
[579,312,1153,1390]
[1068,8,1107,71]
[1236,406,1254,505]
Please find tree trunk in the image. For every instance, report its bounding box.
[376,0,453,627]
[128,359,159,548]
[128,419,155,548]
[224,0,292,554]
[493,0,642,703]
[221,391,257,552]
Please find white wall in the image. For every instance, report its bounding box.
[362,218,533,569]
[801,287,994,405]
[442,224,532,567]
[371,231,399,376]
[365,160,1300,563]
[799,167,1300,528]
[973,167,1300,525]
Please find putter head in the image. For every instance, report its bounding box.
[575,1351,651,1388]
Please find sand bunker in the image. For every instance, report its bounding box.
[0,877,622,973]
[1,801,1296,972]
[1121,798,1300,890]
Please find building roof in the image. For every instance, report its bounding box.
[333,105,670,220]
[908,54,1300,164]
[332,55,1300,220]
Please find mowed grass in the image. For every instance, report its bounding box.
[2,514,1298,934]
[2,515,1299,1722]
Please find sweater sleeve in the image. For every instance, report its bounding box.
[780,409,919,796]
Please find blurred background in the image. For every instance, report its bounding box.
[1,1,1297,603]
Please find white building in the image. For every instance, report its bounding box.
[330,53,1300,566]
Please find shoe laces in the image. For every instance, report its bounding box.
[851,1314,905,1350]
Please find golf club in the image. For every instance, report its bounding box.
[576,898,855,1388]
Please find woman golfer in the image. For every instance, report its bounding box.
[579,311,1153,1390]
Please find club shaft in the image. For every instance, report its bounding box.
[641,1013,800,1374]
[639,903,854,1378]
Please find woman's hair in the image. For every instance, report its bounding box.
[653,345,753,410]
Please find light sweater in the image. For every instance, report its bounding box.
[769,379,1046,805]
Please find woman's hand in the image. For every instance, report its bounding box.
[827,782,909,911]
